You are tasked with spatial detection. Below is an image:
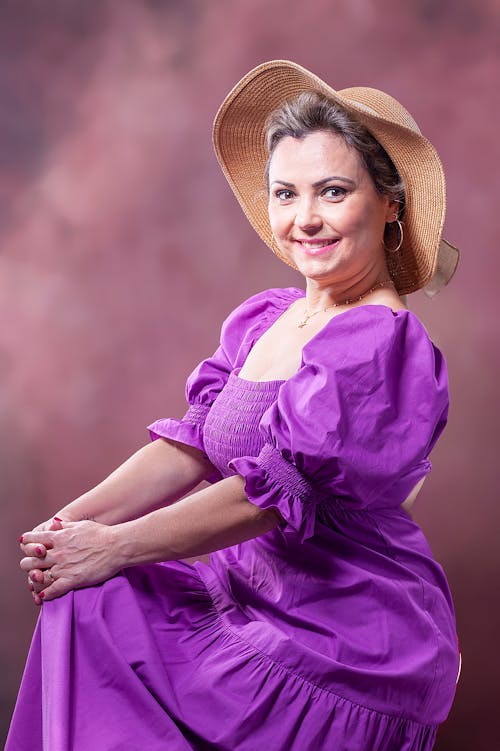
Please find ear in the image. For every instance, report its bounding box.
[385,198,400,223]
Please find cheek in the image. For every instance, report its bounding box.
[336,200,385,237]
[268,205,286,236]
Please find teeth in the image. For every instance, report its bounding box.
[301,240,336,249]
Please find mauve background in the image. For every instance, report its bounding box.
[1,1,498,748]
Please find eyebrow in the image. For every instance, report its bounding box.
[270,175,356,188]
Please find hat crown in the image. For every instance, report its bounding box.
[338,87,422,135]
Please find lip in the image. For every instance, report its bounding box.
[295,238,341,256]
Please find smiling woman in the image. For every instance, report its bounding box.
[7,61,461,751]
[267,129,398,288]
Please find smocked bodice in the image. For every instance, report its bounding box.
[203,368,283,479]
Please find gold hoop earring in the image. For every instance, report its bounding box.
[384,220,403,253]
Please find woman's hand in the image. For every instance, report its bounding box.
[20,517,65,604]
[20,520,120,603]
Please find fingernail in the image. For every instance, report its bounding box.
[53,517,63,522]
[18,535,24,543]
[40,591,45,599]
[35,546,43,556]
[28,583,34,591]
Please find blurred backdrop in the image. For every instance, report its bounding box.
[1,1,498,748]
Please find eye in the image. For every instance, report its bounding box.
[322,186,347,201]
[274,189,295,201]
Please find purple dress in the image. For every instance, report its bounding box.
[7,287,460,751]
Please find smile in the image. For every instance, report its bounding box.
[296,238,341,256]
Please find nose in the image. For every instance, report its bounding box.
[294,196,322,232]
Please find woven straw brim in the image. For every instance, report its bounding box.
[213,60,458,296]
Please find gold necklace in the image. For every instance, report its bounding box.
[297,279,394,328]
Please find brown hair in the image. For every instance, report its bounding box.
[264,91,405,218]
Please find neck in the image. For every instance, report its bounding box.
[304,273,394,312]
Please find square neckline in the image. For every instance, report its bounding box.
[232,292,410,385]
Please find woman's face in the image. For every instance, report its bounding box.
[267,130,397,285]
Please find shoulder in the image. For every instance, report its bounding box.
[275,304,449,445]
[221,286,304,338]
[305,304,436,354]
[299,304,446,386]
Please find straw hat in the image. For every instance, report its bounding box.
[213,60,459,297]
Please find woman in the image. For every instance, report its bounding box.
[9,61,460,750]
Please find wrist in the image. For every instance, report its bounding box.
[108,515,175,569]
[55,494,101,524]
[108,521,136,570]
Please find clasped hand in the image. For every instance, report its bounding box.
[19,518,120,605]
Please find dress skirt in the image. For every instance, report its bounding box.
[7,558,439,751]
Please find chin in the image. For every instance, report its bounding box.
[294,260,339,280]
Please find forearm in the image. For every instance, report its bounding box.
[55,438,216,526]
[20,474,284,602]
[112,474,283,566]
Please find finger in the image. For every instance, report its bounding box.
[29,570,47,594]
[27,575,45,596]
[39,577,71,602]
[29,565,59,592]
[19,531,57,547]
[28,568,44,581]
[28,568,45,588]
[42,568,57,589]
[20,521,76,547]
[21,555,53,573]
[20,518,65,553]
[20,543,48,559]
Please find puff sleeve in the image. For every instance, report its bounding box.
[228,306,450,542]
[147,288,292,483]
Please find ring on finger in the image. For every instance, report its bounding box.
[46,569,56,583]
